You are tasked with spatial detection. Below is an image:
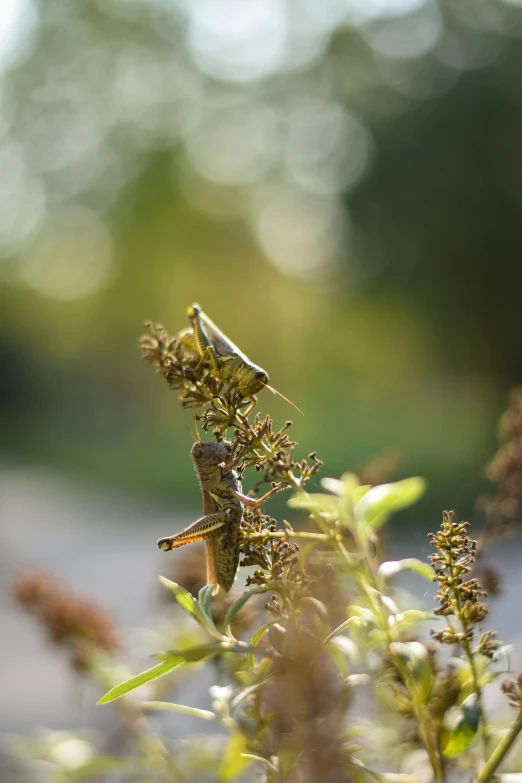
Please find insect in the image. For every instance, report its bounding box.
[179,303,302,416]
[157,441,243,593]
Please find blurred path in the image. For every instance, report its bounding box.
[0,465,195,734]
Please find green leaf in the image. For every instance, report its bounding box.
[328,635,359,663]
[224,582,282,636]
[326,641,349,676]
[288,493,340,516]
[321,473,361,500]
[351,485,372,505]
[156,643,270,663]
[198,584,216,618]
[278,734,303,778]
[443,694,480,757]
[324,617,362,645]
[142,701,217,720]
[97,660,181,705]
[378,558,433,582]
[390,642,434,700]
[218,733,252,782]
[392,610,435,633]
[230,677,275,711]
[160,577,225,640]
[321,477,345,496]
[297,596,328,620]
[240,754,278,774]
[247,623,274,671]
[355,478,426,529]
[156,643,223,663]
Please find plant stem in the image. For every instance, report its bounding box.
[474,709,522,783]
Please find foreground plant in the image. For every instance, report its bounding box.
[10,329,522,783]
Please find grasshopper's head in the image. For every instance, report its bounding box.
[187,302,201,320]
[239,366,269,397]
[191,440,229,466]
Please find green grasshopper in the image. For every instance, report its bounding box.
[179,303,302,416]
[157,441,243,593]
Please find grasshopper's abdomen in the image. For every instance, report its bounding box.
[218,522,240,592]
[212,470,243,592]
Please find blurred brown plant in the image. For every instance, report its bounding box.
[12,570,121,671]
[502,674,522,709]
[476,388,522,556]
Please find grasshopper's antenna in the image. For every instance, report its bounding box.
[185,424,199,442]
[191,396,201,440]
[266,385,304,416]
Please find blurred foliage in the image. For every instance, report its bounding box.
[13,473,522,782]
[2,0,522,516]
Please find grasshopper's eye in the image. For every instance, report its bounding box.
[254,370,268,383]
[191,443,203,460]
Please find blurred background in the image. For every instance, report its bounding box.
[2,0,522,753]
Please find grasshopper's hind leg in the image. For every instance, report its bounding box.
[157,512,228,551]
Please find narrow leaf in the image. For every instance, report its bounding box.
[378,558,433,582]
[160,577,225,640]
[198,584,216,618]
[393,610,435,632]
[390,642,433,700]
[97,660,180,705]
[155,643,223,663]
[247,623,274,671]
[230,677,275,711]
[324,617,361,645]
[241,754,278,774]
[142,701,217,721]
[156,643,270,663]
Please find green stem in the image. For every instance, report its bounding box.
[474,709,522,783]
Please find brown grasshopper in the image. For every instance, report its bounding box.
[178,303,302,416]
[157,441,243,593]
[157,440,280,593]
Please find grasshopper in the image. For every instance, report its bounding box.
[157,440,282,593]
[179,303,302,416]
[157,441,243,593]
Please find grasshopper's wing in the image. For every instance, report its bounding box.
[205,534,220,595]
[202,488,220,595]
[194,305,249,361]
